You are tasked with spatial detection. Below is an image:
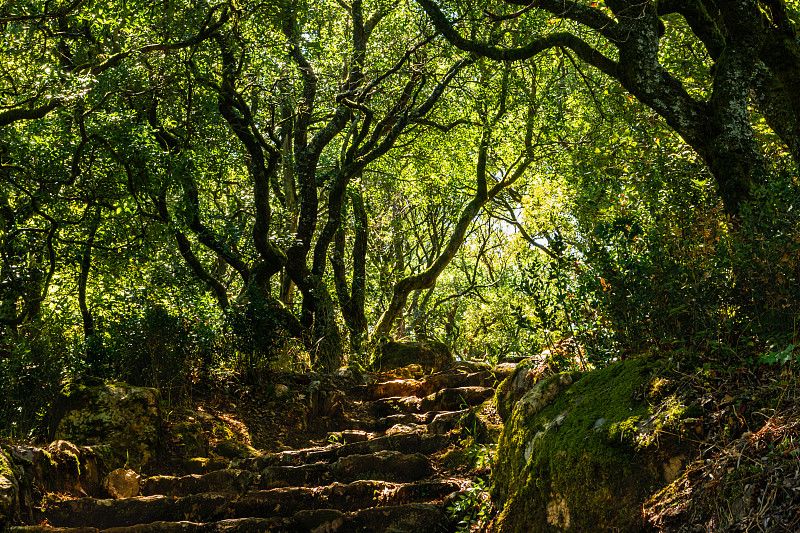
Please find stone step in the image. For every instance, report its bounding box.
[142,449,432,497]
[11,502,449,532]
[324,430,372,445]
[373,386,495,416]
[141,469,255,497]
[231,479,458,517]
[234,432,450,469]
[257,462,331,490]
[34,493,232,530]
[420,386,495,412]
[31,472,456,530]
[366,370,503,400]
[356,408,466,433]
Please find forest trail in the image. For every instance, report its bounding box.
[10,362,511,532]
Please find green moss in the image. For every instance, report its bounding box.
[213,439,256,460]
[212,424,235,440]
[173,422,207,458]
[180,457,211,475]
[493,356,698,532]
[0,448,19,526]
[493,375,516,422]
[0,450,13,479]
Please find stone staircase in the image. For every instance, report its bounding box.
[7,361,513,532]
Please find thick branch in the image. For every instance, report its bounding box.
[416,0,618,76]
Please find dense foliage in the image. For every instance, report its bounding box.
[1,0,798,438]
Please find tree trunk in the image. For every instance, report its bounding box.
[332,187,368,353]
[79,206,101,359]
[372,129,491,338]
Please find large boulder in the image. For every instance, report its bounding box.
[492,357,701,533]
[49,377,161,471]
[369,340,454,373]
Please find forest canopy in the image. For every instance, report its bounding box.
[1,0,798,437]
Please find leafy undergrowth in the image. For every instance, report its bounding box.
[152,371,342,475]
[645,360,800,532]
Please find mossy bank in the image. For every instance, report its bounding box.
[492,356,702,532]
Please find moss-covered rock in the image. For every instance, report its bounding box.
[369,340,454,373]
[0,447,19,528]
[49,377,161,471]
[171,421,207,458]
[492,357,699,532]
[494,362,543,422]
[177,456,229,475]
[212,439,257,460]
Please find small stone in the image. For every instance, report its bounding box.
[103,468,141,499]
[274,384,290,398]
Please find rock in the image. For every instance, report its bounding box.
[213,439,257,460]
[385,423,425,436]
[494,362,545,421]
[273,384,290,398]
[0,447,19,529]
[334,365,370,386]
[368,378,422,399]
[492,357,700,533]
[327,430,371,445]
[37,493,231,529]
[330,450,431,483]
[47,440,81,456]
[172,421,207,458]
[492,362,518,380]
[141,469,255,497]
[8,442,112,506]
[449,360,492,373]
[103,468,141,499]
[427,410,469,435]
[307,381,345,420]
[419,371,496,396]
[419,386,494,412]
[258,463,329,490]
[354,503,447,532]
[49,377,161,471]
[384,364,425,379]
[294,508,346,531]
[369,340,453,373]
[178,456,229,475]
